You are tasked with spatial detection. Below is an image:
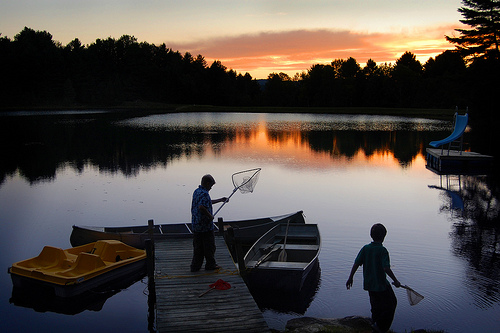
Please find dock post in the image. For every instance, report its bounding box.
[217,217,224,235]
[148,219,155,243]
[146,220,156,300]
[147,219,155,277]
[146,219,156,331]
[236,240,246,273]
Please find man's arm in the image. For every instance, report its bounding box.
[211,197,228,204]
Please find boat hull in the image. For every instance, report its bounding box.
[70,223,194,249]
[70,211,305,249]
[9,240,146,297]
[10,259,146,297]
[243,223,320,291]
[248,260,321,314]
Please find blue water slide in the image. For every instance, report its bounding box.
[429,113,468,148]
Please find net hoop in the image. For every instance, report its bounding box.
[403,285,424,306]
[212,168,261,217]
[232,168,261,194]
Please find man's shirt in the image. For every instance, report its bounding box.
[191,185,214,232]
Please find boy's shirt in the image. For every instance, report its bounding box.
[354,241,391,292]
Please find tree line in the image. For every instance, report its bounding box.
[0,1,498,112]
[0,29,261,108]
[0,28,479,109]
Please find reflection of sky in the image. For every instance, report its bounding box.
[1,113,498,333]
[119,112,447,131]
[119,112,448,171]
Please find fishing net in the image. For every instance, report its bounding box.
[199,279,231,297]
[232,168,261,194]
[210,279,231,290]
[404,285,424,306]
[213,168,261,217]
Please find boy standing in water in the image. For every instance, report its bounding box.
[346,223,401,333]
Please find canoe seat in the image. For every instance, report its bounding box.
[258,261,308,269]
[57,252,106,277]
[18,246,69,270]
[257,244,319,254]
[280,244,319,251]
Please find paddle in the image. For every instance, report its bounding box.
[254,246,280,267]
[277,221,290,262]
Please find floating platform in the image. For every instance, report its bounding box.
[152,236,269,332]
[426,148,494,174]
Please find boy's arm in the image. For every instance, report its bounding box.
[346,263,361,290]
[384,267,401,288]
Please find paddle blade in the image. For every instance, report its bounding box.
[277,249,287,262]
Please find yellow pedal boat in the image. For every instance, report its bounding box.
[8,240,146,297]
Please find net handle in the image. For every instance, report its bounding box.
[213,168,261,217]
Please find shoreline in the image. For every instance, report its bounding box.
[282,316,444,333]
[1,103,458,120]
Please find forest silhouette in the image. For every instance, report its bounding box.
[0,27,498,114]
[1,26,499,161]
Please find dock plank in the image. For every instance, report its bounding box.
[153,236,269,332]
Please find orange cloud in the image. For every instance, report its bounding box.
[167,24,463,79]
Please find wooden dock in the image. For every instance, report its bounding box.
[426,148,493,174]
[151,236,270,332]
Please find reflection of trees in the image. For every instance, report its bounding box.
[436,175,500,308]
[0,114,226,184]
[451,218,500,308]
[0,114,450,185]
[305,130,433,166]
[461,176,500,225]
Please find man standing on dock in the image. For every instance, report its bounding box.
[190,174,227,272]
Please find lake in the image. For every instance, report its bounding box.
[1,111,499,332]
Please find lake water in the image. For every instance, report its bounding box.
[0,111,499,332]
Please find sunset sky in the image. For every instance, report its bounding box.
[1,0,465,79]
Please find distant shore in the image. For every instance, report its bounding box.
[1,102,458,120]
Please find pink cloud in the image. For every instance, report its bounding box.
[169,29,375,60]
[167,25,462,79]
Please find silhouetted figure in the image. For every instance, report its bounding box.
[346,223,401,333]
[190,174,227,272]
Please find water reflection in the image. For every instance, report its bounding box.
[0,112,449,185]
[429,175,465,217]
[430,173,500,309]
[9,270,146,315]
[1,111,500,332]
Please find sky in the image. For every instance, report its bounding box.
[1,0,465,79]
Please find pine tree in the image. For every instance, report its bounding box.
[446,0,500,61]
